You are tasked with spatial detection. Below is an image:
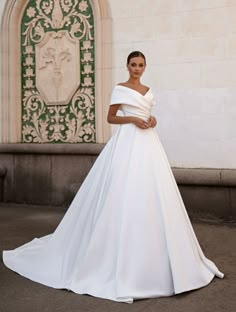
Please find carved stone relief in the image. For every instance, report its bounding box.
[21,0,95,143]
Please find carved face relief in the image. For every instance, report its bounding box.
[36,31,80,106]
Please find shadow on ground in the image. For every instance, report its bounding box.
[0,204,235,312]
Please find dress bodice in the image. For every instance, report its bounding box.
[110,85,155,120]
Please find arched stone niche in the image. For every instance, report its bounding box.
[1,0,112,143]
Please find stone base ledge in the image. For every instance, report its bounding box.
[0,144,105,206]
[0,143,105,155]
[0,144,235,221]
[0,144,235,186]
[173,168,236,187]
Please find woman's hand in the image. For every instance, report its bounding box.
[132,117,151,129]
[148,116,157,128]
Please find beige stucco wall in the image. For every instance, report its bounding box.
[0,0,235,168]
[109,0,236,169]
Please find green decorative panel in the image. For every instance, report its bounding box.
[21,0,95,143]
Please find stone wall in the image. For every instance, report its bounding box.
[0,0,235,169]
[0,144,105,206]
[109,0,236,169]
[0,145,235,221]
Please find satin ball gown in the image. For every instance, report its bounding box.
[2,85,224,303]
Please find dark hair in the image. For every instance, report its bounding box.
[127,51,146,65]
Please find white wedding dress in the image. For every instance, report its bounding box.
[2,85,224,303]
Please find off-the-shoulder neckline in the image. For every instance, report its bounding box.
[115,85,151,97]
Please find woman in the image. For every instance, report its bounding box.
[3,51,224,304]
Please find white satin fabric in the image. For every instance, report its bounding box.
[3,85,224,303]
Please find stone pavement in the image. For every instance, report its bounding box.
[0,204,235,312]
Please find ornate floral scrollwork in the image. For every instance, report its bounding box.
[21,0,95,143]
[23,0,93,46]
[22,88,95,143]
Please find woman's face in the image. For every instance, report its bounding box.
[127,56,146,79]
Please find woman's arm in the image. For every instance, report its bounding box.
[107,104,152,129]
[107,104,134,124]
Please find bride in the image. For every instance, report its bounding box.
[2,51,224,304]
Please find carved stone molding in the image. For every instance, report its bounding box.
[1,0,112,143]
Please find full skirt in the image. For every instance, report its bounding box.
[3,124,224,303]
